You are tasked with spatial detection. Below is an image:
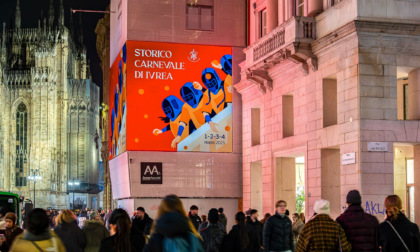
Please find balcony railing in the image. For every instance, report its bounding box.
[244,16,316,70]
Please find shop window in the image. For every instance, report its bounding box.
[283,94,294,138]
[251,108,261,146]
[186,4,214,30]
[323,78,338,127]
[259,9,267,38]
[321,148,341,218]
[250,161,263,214]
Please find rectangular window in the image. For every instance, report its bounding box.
[296,0,304,16]
[404,84,408,120]
[323,78,338,127]
[282,95,294,138]
[259,9,267,38]
[186,5,214,30]
[251,108,261,146]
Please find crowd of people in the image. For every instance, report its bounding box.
[0,190,417,251]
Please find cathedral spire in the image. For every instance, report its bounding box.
[15,0,21,29]
[58,0,64,27]
[49,0,55,27]
[78,13,83,46]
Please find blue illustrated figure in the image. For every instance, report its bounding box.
[200,68,227,113]
[122,43,127,63]
[154,95,190,148]
[220,54,232,75]
[180,82,203,109]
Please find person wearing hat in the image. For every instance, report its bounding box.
[82,211,110,252]
[263,200,294,252]
[336,190,379,251]
[0,212,23,251]
[296,199,352,252]
[199,208,226,252]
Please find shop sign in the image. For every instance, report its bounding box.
[141,162,162,184]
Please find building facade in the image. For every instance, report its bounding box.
[0,0,100,209]
[238,0,420,224]
[108,0,246,230]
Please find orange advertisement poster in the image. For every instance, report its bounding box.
[110,41,232,158]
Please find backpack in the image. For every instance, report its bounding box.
[163,232,204,252]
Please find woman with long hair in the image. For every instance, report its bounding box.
[54,209,86,252]
[222,212,259,252]
[260,213,271,226]
[99,208,145,252]
[143,194,203,252]
[377,195,420,251]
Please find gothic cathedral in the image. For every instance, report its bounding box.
[0,0,100,209]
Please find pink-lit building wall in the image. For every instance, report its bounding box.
[109,0,246,229]
[239,0,420,225]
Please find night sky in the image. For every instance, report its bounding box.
[0,0,110,101]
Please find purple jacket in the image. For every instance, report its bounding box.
[336,204,379,252]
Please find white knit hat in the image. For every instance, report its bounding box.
[314,199,330,215]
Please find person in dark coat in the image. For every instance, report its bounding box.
[246,209,263,250]
[377,195,420,252]
[0,212,23,251]
[218,208,227,230]
[54,209,87,252]
[222,212,259,252]
[82,211,110,252]
[200,208,226,252]
[336,190,379,251]
[131,206,153,236]
[99,208,145,252]
[263,200,294,252]
[144,195,204,252]
[188,204,202,230]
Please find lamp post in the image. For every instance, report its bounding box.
[68,178,80,210]
[27,169,41,208]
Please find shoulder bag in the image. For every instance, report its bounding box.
[386,220,410,252]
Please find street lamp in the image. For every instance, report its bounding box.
[27,169,41,208]
[68,178,80,210]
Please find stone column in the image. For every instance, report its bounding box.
[267,0,279,33]
[414,145,420,226]
[278,0,285,25]
[308,0,323,17]
[408,69,420,120]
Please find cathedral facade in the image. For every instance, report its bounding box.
[0,0,100,209]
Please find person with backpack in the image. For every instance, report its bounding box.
[9,208,66,252]
[99,208,145,252]
[200,208,226,252]
[222,211,259,252]
[377,194,420,251]
[143,194,204,252]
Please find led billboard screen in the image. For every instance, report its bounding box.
[110,41,233,158]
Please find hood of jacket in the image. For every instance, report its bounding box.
[83,219,105,229]
[155,212,191,238]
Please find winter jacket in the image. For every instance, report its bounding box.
[82,219,110,252]
[9,230,66,252]
[377,213,420,252]
[131,213,153,235]
[263,213,294,252]
[144,212,204,252]
[336,204,379,251]
[296,214,351,252]
[292,219,304,245]
[246,216,263,248]
[0,226,23,252]
[200,222,226,233]
[54,220,87,252]
[200,223,226,252]
[189,212,202,230]
[222,224,260,252]
[99,232,145,252]
[219,213,227,230]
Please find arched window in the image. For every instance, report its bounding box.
[15,103,28,187]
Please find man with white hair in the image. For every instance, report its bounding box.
[296,199,352,252]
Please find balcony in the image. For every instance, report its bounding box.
[240,16,317,93]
